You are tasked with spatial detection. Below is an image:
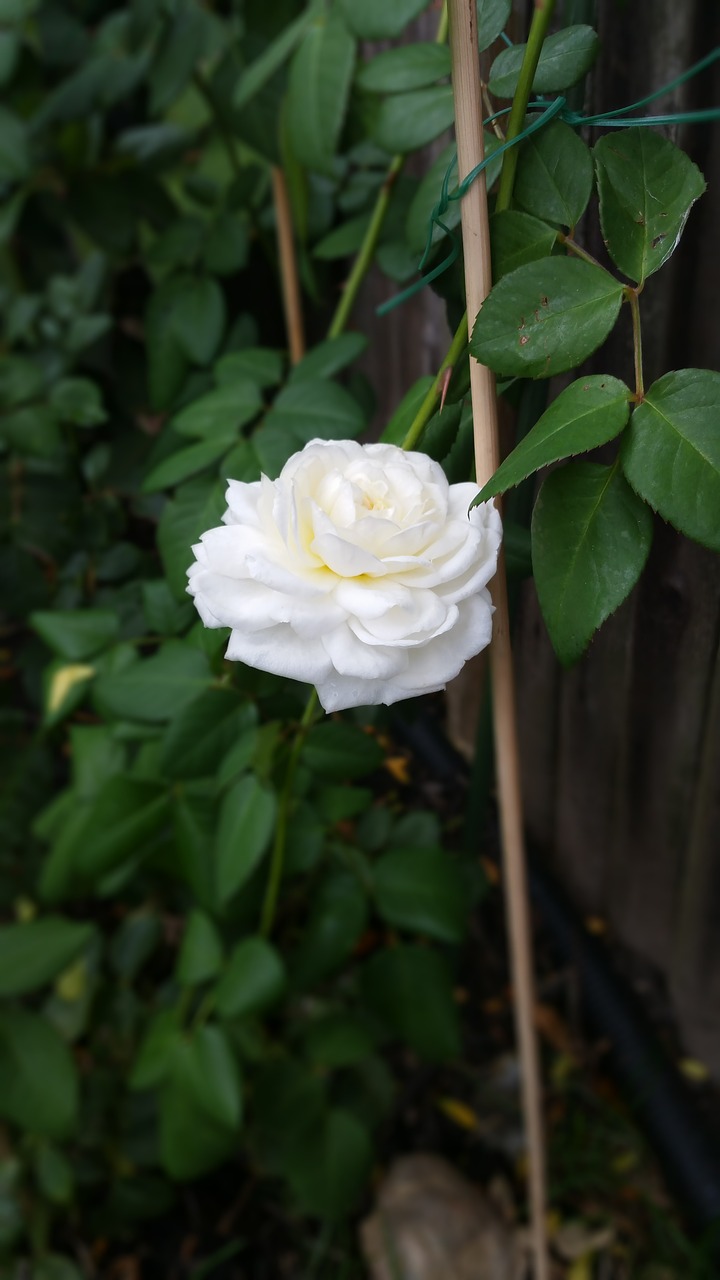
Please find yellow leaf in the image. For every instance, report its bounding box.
[14,897,37,923]
[48,663,95,715]
[436,1097,478,1131]
[568,1256,592,1280]
[56,957,87,1002]
[679,1057,709,1083]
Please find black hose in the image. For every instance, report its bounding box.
[392,711,720,1232]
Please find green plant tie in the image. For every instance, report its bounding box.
[377,46,720,317]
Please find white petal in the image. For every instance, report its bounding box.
[323,625,407,680]
[225,625,333,684]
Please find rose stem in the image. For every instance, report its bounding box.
[272,166,306,364]
[448,1,549,1277]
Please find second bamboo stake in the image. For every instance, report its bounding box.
[447,3,550,1277]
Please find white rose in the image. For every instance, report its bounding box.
[187,438,502,713]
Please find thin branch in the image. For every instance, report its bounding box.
[495,0,556,213]
[626,286,645,399]
[401,313,468,452]
[448,4,549,1279]
[272,166,306,364]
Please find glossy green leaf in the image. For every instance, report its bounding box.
[177,910,223,986]
[373,86,454,154]
[304,1014,374,1067]
[214,936,286,1018]
[159,1027,241,1180]
[149,0,210,114]
[594,128,706,284]
[170,276,226,366]
[313,215,369,260]
[304,722,384,780]
[621,369,720,552]
[146,436,237,494]
[489,24,599,97]
[338,0,427,38]
[55,777,170,887]
[361,945,461,1061]
[286,13,356,174]
[30,609,119,660]
[514,120,594,229]
[470,257,624,378]
[374,846,468,943]
[234,9,312,110]
[173,790,216,908]
[254,378,365,477]
[33,1145,73,1206]
[161,689,256,780]
[215,348,284,389]
[130,1010,181,1090]
[215,775,277,905]
[290,872,368,990]
[290,333,367,382]
[0,918,93,997]
[357,43,450,94]
[490,209,558,280]
[477,0,511,52]
[172,379,262,440]
[94,642,213,723]
[157,475,226,599]
[477,375,631,500]
[49,377,106,427]
[0,1008,78,1138]
[145,278,189,411]
[0,107,29,180]
[285,1108,372,1221]
[532,461,653,665]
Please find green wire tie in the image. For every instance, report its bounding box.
[377,46,720,317]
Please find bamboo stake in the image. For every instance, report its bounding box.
[272,166,305,364]
[447,3,549,1277]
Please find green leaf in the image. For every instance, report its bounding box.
[161,689,256,780]
[304,722,384,781]
[285,1108,372,1221]
[30,609,119,660]
[94,642,213,723]
[0,918,93,997]
[145,278,189,411]
[159,1027,241,1180]
[361,946,461,1061]
[621,368,720,552]
[177,910,223,986]
[286,13,356,174]
[0,1008,78,1138]
[170,276,226,366]
[172,379,263,441]
[33,1145,73,1206]
[290,872,367,990]
[405,136,503,254]
[532,461,653,665]
[173,792,216,908]
[215,348,283,389]
[214,936,286,1018]
[234,9,311,110]
[313,215,369,261]
[357,43,450,94]
[304,1013,374,1067]
[513,120,594,229]
[215,775,277,906]
[373,86,454,154]
[0,30,20,86]
[255,378,365,477]
[374,846,468,943]
[338,0,427,38]
[477,375,631,500]
[203,211,249,276]
[49,378,106,427]
[290,333,367,382]
[594,128,706,284]
[130,1009,181,1090]
[470,257,624,378]
[490,209,558,281]
[158,475,226,599]
[41,777,170,895]
[143,436,233,493]
[0,106,29,180]
[477,0,511,52]
[489,24,599,97]
[149,0,210,114]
